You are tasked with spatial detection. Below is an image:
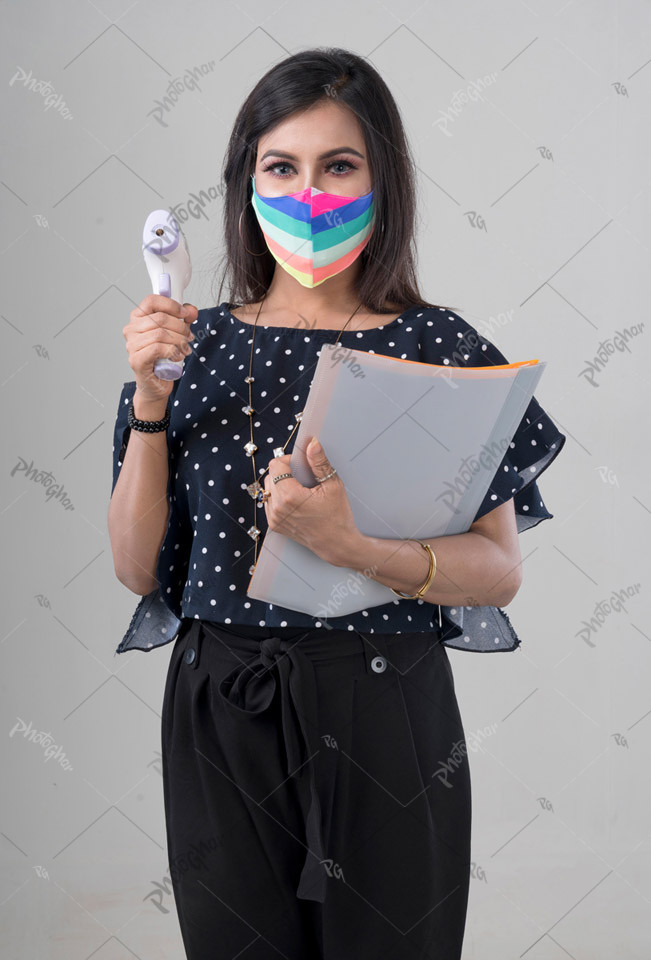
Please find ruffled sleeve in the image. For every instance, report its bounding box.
[436,322,567,653]
[111,380,137,497]
[466,334,566,532]
[110,378,184,655]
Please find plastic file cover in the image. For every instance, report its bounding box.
[247,344,545,618]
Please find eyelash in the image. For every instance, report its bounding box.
[261,159,359,178]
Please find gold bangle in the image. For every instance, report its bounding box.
[390,539,437,600]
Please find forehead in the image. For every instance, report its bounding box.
[256,100,365,157]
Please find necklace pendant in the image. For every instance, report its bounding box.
[242,404,255,416]
[247,525,261,541]
[295,411,303,422]
[244,375,255,383]
[249,563,256,576]
[273,446,285,457]
[244,441,258,456]
[246,480,263,499]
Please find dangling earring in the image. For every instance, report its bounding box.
[238,200,268,257]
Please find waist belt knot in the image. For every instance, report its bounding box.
[260,634,283,668]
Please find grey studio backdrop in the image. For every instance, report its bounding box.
[1,2,649,958]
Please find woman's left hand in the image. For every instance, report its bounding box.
[263,438,359,566]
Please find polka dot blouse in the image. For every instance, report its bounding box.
[111,302,566,654]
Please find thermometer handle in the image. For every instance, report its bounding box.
[152,272,184,381]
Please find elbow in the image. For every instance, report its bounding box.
[114,566,158,597]
[492,563,523,608]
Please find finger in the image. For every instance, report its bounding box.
[130,312,192,338]
[131,326,193,351]
[266,454,289,479]
[134,294,187,319]
[181,302,199,325]
[307,437,332,478]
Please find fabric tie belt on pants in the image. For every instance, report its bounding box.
[179,618,402,905]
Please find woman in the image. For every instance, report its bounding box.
[109,47,565,960]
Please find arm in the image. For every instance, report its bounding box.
[107,391,171,596]
[329,499,523,609]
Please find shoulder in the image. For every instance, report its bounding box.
[416,304,487,351]
[193,304,225,338]
[412,303,475,333]
[415,304,509,366]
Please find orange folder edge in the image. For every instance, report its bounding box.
[375,353,539,370]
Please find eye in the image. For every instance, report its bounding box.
[260,159,359,179]
[329,160,357,175]
[262,161,294,178]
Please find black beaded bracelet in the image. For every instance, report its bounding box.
[127,399,170,433]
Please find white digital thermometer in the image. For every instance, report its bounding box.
[142,210,192,380]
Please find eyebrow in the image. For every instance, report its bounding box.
[260,147,365,162]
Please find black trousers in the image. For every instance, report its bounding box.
[161,618,472,960]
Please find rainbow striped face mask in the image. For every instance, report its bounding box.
[250,173,376,288]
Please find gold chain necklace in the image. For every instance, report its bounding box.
[242,292,365,575]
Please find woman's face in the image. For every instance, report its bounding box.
[254,99,371,198]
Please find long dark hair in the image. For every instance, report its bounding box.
[213,47,453,315]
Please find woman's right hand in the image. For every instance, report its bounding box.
[123,295,199,404]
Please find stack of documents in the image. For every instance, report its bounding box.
[247,344,544,618]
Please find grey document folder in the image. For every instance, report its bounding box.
[247,343,545,619]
